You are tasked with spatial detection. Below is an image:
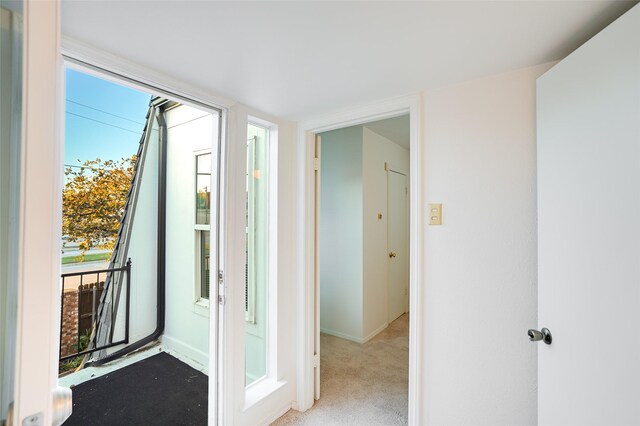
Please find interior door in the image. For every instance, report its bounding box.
[387,169,408,323]
[536,5,640,425]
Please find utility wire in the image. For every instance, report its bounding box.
[64,163,133,172]
[66,111,142,135]
[66,99,145,125]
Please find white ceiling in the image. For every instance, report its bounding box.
[61,1,638,120]
[364,115,410,150]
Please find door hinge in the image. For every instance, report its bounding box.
[312,353,320,368]
[314,157,320,171]
[218,295,225,305]
[218,270,224,283]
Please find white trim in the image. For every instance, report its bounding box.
[385,161,409,176]
[320,321,388,344]
[296,93,423,424]
[161,335,209,374]
[61,36,234,112]
[13,1,63,424]
[257,402,292,426]
[61,40,231,426]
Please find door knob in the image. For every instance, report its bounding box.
[388,252,396,258]
[528,328,552,345]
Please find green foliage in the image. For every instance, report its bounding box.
[62,157,135,255]
[58,330,91,374]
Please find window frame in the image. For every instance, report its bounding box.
[194,149,212,305]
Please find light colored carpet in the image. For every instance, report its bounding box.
[273,314,409,426]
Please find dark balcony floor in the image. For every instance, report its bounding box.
[64,352,208,426]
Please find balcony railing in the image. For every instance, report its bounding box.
[59,259,131,363]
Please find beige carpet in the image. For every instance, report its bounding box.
[273,314,409,426]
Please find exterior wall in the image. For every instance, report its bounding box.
[60,291,78,358]
[319,126,364,341]
[420,62,553,425]
[163,105,215,369]
[362,127,409,339]
[108,115,160,352]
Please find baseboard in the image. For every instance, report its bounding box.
[258,402,292,426]
[362,322,389,343]
[320,322,388,344]
[320,327,364,343]
[160,335,208,374]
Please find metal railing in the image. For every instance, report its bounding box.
[59,259,131,362]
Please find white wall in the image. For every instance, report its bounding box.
[362,127,409,339]
[319,125,409,342]
[163,105,216,369]
[114,118,160,346]
[421,62,553,425]
[319,126,364,340]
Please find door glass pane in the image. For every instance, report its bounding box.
[245,123,269,386]
[0,1,23,421]
[200,230,210,299]
[196,153,211,225]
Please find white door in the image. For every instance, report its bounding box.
[537,4,640,425]
[387,170,408,323]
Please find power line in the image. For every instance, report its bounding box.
[64,163,132,172]
[66,99,145,125]
[66,111,142,135]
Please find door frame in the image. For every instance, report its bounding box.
[386,166,409,323]
[296,94,423,423]
[57,38,233,426]
[11,1,63,424]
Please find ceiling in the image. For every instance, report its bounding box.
[61,1,638,121]
[364,115,410,150]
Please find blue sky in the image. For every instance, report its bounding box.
[64,68,151,166]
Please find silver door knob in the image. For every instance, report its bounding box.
[528,328,552,345]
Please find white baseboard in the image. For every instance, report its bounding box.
[320,322,388,344]
[362,322,389,343]
[160,334,208,374]
[259,402,292,426]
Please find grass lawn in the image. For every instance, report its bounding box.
[61,252,111,265]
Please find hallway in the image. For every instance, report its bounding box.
[274,314,409,425]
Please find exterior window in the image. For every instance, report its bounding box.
[196,153,211,225]
[196,152,211,300]
[245,123,269,386]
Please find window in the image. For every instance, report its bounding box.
[195,152,211,300]
[245,123,270,386]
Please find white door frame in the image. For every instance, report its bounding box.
[12,1,63,424]
[58,39,233,426]
[296,94,423,423]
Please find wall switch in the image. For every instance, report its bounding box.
[428,203,442,225]
[378,213,383,220]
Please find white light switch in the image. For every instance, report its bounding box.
[428,203,442,225]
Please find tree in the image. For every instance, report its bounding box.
[62,157,135,255]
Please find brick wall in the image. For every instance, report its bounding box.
[60,289,79,357]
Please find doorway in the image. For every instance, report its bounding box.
[285,113,414,424]
[55,60,224,425]
[296,96,423,423]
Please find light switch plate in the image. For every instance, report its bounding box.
[428,203,442,225]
